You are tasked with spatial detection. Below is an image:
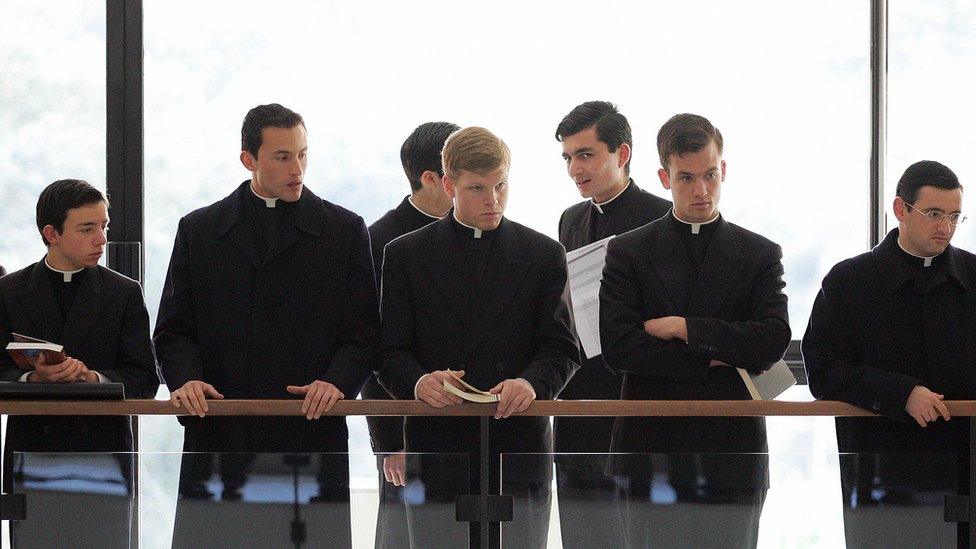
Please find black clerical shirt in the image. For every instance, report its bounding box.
[242,186,295,259]
[44,261,88,320]
[669,210,720,275]
[450,212,498,284]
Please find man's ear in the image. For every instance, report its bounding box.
[617,143,632,170]
[658,168,671,190]
[240,150,256,172]
[420,170,439,190]
[42,225,60,246]
[893,197,907,222]
[443,174,457,199]
[720,159,727,181]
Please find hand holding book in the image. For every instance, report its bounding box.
[417,369,468,407]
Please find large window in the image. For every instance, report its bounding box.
[0,2,106,274]
[889,0,975,250]
[139,3,868,544]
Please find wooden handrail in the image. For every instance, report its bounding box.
[2,399,976,417]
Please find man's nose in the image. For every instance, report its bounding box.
[569,158,583,176]
[693,178,708,197]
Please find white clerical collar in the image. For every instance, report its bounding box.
[408,196,443,220]
[250,182,279,208]
[672,209,720,235]
[591,181,630,214]
[897,236,940,267]
[452,211,484,239]
[44,257,84,282]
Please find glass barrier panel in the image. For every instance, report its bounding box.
[504,452,963,548]
[8,452,470,548]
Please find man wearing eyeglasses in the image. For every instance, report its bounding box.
[803,160,975,548]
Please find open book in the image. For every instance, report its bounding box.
[736,360,796,400]
[442,373,499,403]
[5,333,67,371]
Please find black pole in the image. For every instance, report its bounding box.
[480,415,490,549]
[869,0,887,248]
[106,0,145,283]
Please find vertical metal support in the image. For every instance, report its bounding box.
[480,415,490,549]
[869,0,888,248]
[106,1,144,543]
[970,417,975,548]
[106,0,145,283]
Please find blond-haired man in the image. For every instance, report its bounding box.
[378,127,580,548]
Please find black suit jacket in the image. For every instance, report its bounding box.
[364,196,440,453]
[0,261,159,453]
[153,181,378,453]
[803,229,976,456]
[555,180,671,453]
[599,215,790,487]
[378,215,579,478]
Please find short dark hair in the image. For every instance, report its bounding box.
[241,103,305,158]
[555,101,632,174]
[400,122,460,192]
[36,179,108,246]
[896,160,962,204]
[657,113,724,170]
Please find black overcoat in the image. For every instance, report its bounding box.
[0,261,159,454]
[599,215,790,488]
[153,181,378,453]
[363,195,439,453]
[377,215,579,478]
[803,229,976,456]
[555,180,670,453]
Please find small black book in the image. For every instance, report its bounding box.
[0,382,125,400]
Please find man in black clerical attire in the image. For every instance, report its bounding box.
[600,114,790,548]
[553,101,671,549]
[803,160,975,548]
[0,179,159,546]
[365,120,457,549]
[154,104,377,546]
[378,127,580,548]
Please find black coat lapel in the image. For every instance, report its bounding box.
[216,184,261,269]
[265,187,322,265]
[687,219,745,317]
[17,261,62,339]
[424,218,478,331]
[648,220,692,312]
[61,267,107,350]
[457,219,529,360]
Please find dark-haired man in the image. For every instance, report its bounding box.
[154,104,377,544]
[600,114,790,548]
[553,100,671,548]
[379,127,579,548]
[365,121,458,549]
[803,161,975,547]
[0,179,158,544]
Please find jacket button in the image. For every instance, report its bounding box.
[495,363,504,372]
[871,402,881,412]
[43,426,53,435]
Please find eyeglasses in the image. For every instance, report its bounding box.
[905,201,968,225]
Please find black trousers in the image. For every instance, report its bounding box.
[838,453,962,549]
[555,457,626,549]
[405,453,551,548]
[617,476,766,549]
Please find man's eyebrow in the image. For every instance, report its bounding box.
[572,147,594,155]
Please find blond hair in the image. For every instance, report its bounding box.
[441,126,511,180]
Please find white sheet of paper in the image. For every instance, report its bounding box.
[566,236,614,359]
